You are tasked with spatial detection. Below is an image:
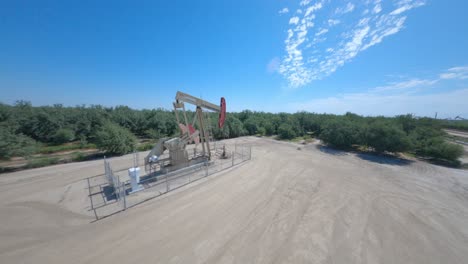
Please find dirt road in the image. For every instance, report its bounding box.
[1,137,468,263]
[445,129,468,139]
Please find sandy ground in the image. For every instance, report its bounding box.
[445,129,468,139]
[1,136,468,264]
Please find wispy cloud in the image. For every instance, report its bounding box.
[279,0,426,88]
[372,0,382,14]
[373,66,468,91]
[372,78,437,92]
[315,28,328,37]
[335,2,355,15]
[391,0,426,15]
[305,2,323,17]
[328,19,340,26]
[278,7,289,15]
[279,1,324,87]
[289,16,300,25]
[289,66,468,117]
[291,88,468,118]
[439,66,468,80]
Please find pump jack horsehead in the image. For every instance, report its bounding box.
[144,91,226,174]
[173,91,226,160]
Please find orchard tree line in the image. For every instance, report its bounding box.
[0,101,465,166]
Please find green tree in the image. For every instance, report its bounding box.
[410,127,463,163]
[0,101,464,167]
[226,115,245,138]
[95,122,137,155]
[319,118,360,148]
[263,122,274,135]
[244,116,259,135]
[420,139,463,162]
[0,128,37,160]
[396,114,416,134]
[53,128,75,144]
[257,127,266,136]
[363,121,411,153]
[278,123,296,139]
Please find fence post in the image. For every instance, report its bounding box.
[122,181,127,210]
[232,151,234,166]
[87,177,98,220]
[249,146,252,160]
[165,169,169,192]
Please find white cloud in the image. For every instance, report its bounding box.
[373,0,382,14]
[300,0,311,6]
[315,28,328,37]
[361,16,407,50]
[291,88,468,117]
[439,67,468,80]
[305,2,323,17]
[335,2,355,15]
[289,66,468,117]
[289,16,300,25]
[391,0,426,15]
[279,0,426,88]
[372,66,468,92]
[328,19,340,26]
[279,1,325,88]
[279,8,289,14]
[372,78,438,92]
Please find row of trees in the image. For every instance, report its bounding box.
[0,101,465,166]
[316,114,463,163]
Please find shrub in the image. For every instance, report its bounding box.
[364,121,411,153]
[263,123,274,135]
[26,157,60,168]
[38,143,96,154]
[226,115,246,138]
[53,128,75,144]
[418,138,463,162]
[0,128,38,160]
[439,120,468,132]
[244,117,259,135]
[144,129,164,140]
[71,152,87,162]
[278,123,296,140]
[79,135,88,147]
[136,142,154,151]
[95,122,137,155]
[257,127,266,136]
[319,119,360,149]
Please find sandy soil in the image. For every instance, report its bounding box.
[1,136,468,264]
[445,129,468,139]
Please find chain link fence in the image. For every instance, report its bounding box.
[86,144,251,220]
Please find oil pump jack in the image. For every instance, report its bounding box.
[145,91,226,174]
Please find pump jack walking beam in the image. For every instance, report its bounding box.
[173,91,226,160]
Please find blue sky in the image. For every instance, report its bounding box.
[1,0,467,117]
